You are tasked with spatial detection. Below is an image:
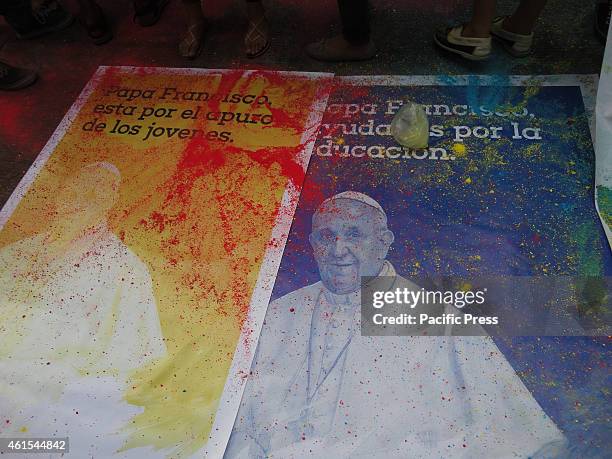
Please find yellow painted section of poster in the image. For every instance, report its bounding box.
[0,68,324,456]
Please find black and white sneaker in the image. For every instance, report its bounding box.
[491,16,534,57]
[0,61,37,90]
[434,26,491,61]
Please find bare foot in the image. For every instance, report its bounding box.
[179,20,206,59]
[78,0,112,45]
[245,1,269,58]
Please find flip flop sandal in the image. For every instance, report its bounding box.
[244,17,270,58]
[134,0,169,27]
[179,22,206,59]
[79,3,112,45]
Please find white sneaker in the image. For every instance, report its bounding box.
[434,25,492,61]
[491,16,534,57]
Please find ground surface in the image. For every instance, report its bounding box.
[0,0,607,206]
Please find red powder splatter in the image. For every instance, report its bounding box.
[125,70,331,358]
[139,211,187,233]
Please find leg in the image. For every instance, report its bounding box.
[134,0,169,27]
[244,0,269,58]
[76,0,98,18]
[594,0,611,44]
[338,0,370,45]
[488,0,547,56]
[503,0,547,35]
[181,0,204,25]
[433,0,494,61]
[463,0,496,38]
[305,0,375,62]
[178,0,206,59]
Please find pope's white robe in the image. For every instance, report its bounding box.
[227,263,567,458]
[0,227,166,457]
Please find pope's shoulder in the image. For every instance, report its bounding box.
[394,273,419,289]
[270,281,325,308]
[262,281,323,329]
[98,231,154,284]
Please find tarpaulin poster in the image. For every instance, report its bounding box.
[228,76,611,457]
[0,66,331,457]
[596,27,612,243]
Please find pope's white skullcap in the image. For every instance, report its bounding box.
[318,191,387,220]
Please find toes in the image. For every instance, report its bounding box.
[245,38,258,56]
[253,38,264,54]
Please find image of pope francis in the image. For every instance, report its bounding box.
[0,162,166,457]
[226,191,567,459]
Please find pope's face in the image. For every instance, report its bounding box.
[310,199,394,294]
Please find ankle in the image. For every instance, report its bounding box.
[81,4,101,22]
[246,1,265,18]
[183,3,203,21]
[461,23,490,38]
[502,17,533,35]
[184,18,205,31]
